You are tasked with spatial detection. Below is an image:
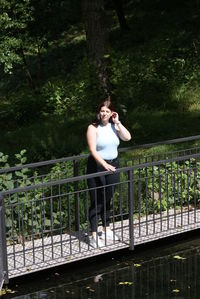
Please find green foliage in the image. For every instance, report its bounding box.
[1,150,88,239]
[0,150,29,191]
[1,0,200,161]
[30,0,82,40]
[109,50,200,112]
[112,158,200,220]
[0,0,34,73]
[40,55,104,117]
[0,0,82,75]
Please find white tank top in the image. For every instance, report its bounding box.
[96,123,120,160]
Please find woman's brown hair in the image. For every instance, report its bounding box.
[93,97,115,125]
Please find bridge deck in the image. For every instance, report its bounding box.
[7,209,200,279]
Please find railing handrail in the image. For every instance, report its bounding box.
[0,154,89,174]
[1,134,200,174]
[118,134,200,152]
[1,151,200,197]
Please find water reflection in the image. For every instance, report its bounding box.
[4,237,200,298]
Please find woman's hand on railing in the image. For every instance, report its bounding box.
[102,162,116,172]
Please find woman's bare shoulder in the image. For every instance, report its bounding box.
[88,123,98,130]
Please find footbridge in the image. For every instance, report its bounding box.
[1,135,200,290]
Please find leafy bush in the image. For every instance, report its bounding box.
[1,150,88,240]
[113,158,200,220]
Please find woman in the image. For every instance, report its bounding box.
[86,98,131,248]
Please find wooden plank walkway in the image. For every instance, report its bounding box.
[7,209,200,279]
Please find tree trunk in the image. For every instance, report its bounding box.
[82,0,112,95]
[36,42,43,86]
[113,0,129,31]
[20,47,35,89]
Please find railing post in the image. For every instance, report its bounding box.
[0,193,9,290]
[128,169,134,250]
[73,160,80,231]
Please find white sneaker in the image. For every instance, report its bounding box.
[90,236,104,248]
[100,229,120,241]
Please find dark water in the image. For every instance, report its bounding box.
[3,234,200,299]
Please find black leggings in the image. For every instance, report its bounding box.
[87,156,120,232]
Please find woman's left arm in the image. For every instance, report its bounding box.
[112,112,131,141]
[115,121,132,141]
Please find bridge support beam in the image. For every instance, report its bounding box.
[0,194,9,290]
[128,170,134,250]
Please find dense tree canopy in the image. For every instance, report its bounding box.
[0,0,127,92]
[0,0,33,74]
[1,0,200,162]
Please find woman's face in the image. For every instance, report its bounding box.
[99,106,112,123]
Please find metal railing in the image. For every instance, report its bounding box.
[0,135,200,289]
[1,134,200,188]
[1,134,200,233]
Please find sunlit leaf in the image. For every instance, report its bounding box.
[172,289,180,293]
[0,288,16,295]
[7,289,16,294]
[173,255,186,260]
[0,289,6,296]
[118,281,133,285]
